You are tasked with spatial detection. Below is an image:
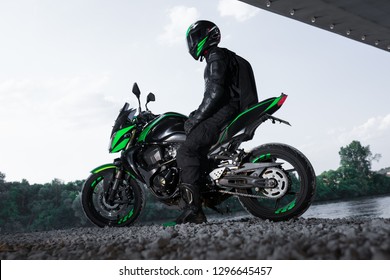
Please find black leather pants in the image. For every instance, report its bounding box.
[176,104,238,185]
[177,119,218,185]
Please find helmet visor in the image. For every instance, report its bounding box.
[187,31,199,51]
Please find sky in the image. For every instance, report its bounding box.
[1,0,390,184]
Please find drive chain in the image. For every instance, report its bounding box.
[217,189,276,199]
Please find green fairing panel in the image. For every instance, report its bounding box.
[90,163,136,179]
[218,95,283,144]
[91,164,116,174]
[110,125,135,153]
[252,153,271,163]
[111,138,130,153]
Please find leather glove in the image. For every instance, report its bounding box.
[188,110,196,118]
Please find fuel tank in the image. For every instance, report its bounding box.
[138,112,187,143]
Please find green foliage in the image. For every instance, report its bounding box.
[0,175,86,233]
[315,140,390,202]
[0,171,5,183]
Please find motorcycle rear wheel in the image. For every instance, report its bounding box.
[81,168,144,227]
[238,143,316,221]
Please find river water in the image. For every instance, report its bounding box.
[302,195,390,219]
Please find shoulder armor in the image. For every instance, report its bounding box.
[207,47,228,63]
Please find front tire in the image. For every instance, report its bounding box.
[238,143,316,221]
[81,168,144,227]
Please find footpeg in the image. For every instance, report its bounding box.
[209,167,227,180]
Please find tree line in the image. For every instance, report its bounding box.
[1,140,389,233]
[315,140,390,200]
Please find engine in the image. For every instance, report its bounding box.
[152,167,179,196]
[140,143,180,199]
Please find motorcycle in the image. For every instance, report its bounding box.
[81,83,316,227]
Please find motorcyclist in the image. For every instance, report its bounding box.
[175,20,258,224]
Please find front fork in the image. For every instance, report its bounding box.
[106,168,124,204]
[105,129,137,205]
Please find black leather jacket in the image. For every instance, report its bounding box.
[185,47,239,134]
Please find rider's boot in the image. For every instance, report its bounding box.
[175,183,207,224]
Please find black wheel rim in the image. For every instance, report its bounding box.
[247,151,306,216]
[89,174,136,226]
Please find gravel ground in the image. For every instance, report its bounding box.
[0,217,389,260]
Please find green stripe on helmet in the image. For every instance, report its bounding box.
[196,36,208,57]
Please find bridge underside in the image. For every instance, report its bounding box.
[239,0,390,52]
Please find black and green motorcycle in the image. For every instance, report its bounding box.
[81,83,316,227]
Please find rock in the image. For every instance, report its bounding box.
[215,228,228,238]
[0,217,389,260]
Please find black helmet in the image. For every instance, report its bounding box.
[186,20,221,60]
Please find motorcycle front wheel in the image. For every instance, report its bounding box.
[81,168,144,227]
[238,143,316,221]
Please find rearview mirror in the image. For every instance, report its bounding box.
[147,92,156,103]
[145,93,156,111]
[132,83,141,99]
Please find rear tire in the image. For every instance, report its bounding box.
[238,143,316,221]
[81,168,144,227]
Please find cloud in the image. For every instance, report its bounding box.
[218,0,259,22]
[0,75,116,131]
[158,6,199,45]
[331,114,390,144]
[0,75,119,183]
